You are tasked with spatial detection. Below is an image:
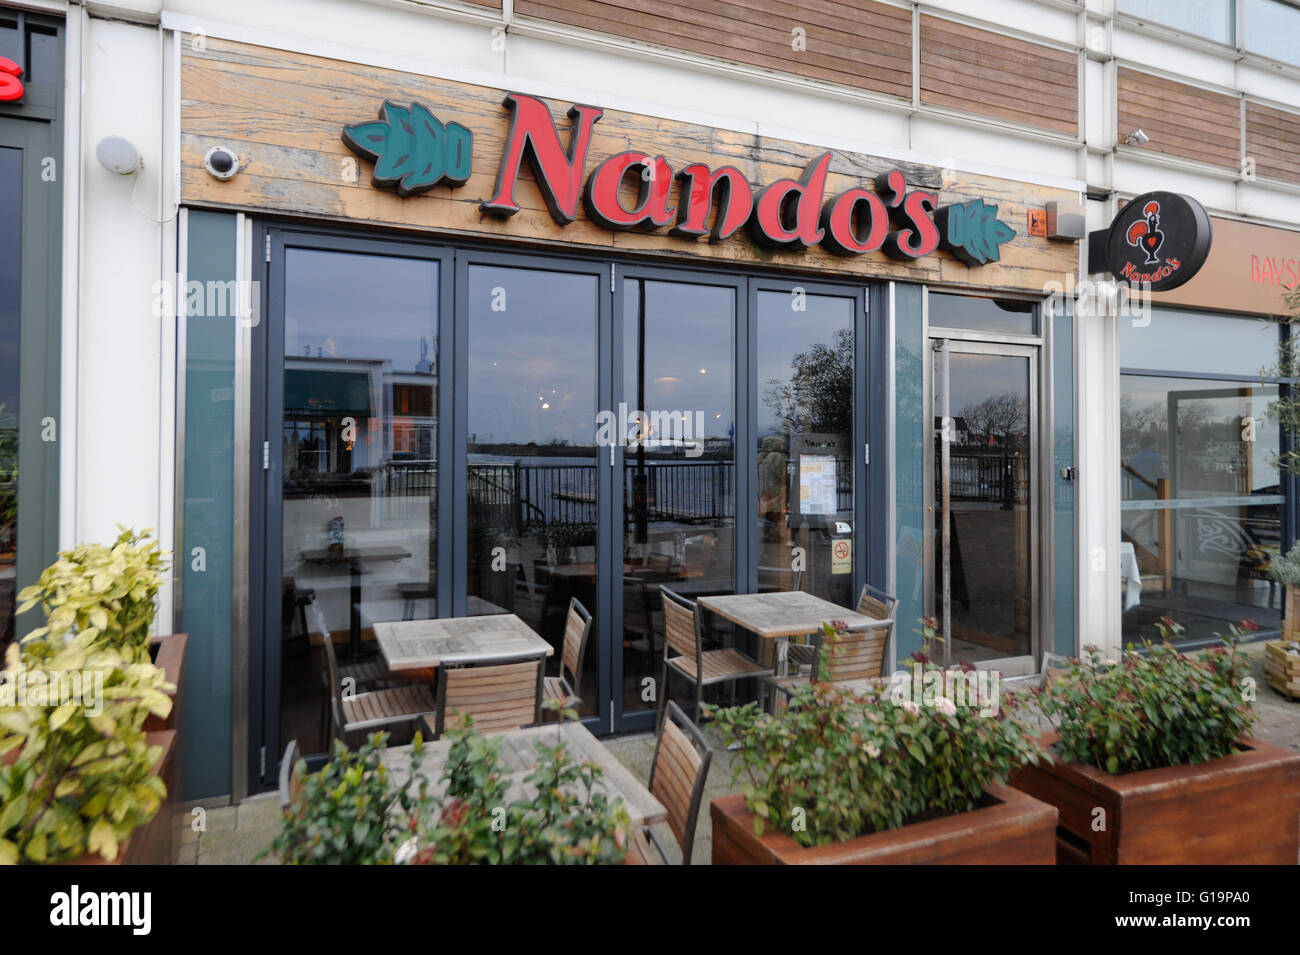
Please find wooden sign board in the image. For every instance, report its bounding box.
[180,37,1079,294]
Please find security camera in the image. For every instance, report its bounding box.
[203,145,241,181]
[1124,129,1150,146]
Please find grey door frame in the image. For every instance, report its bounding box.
[252,225,454,788]
[0,111,61,641]
[926,336,1041,677]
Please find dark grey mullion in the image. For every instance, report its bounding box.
[255,225,285,789]
[856,284,871,597]
[451,249,469,618]
[436,250,454,619]
[597,266,615,733]
[739,278,756,597]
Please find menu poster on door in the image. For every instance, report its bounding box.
[799,454,838,516]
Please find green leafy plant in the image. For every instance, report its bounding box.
[1033,620,1257,774]
[17,528,169,664]
[706,621,1044,849]
[0,636,174,864]
[264,732,426,865]
[400,709,630,865]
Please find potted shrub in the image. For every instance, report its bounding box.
[397,714,631,865]
[17,529,184,732]
[707,623,1057,864]
[263,732,419,865]
[17,527,170,665]
[1266,546,1300,699]
[1013,623,1300,864]
[269,706,633,865]
[0,634,176,864]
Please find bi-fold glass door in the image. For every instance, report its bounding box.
[929,338,1039,673]
[253,231,879,784]
[255,230,453,777]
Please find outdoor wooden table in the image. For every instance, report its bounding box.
[300,545,412,657]
[373,613,553,672]
[698,590,889,674]
[381,721,667,829]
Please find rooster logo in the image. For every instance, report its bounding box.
[1125,200,1165,266]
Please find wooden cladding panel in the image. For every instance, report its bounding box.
[1247,101,1300,183]
[1118,68,1240,169]
[919,16,1077,135]
[180,38,1079,294]
[516,0,913,100]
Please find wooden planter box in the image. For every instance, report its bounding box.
[146,632,187,731]
[1265,639,1300,700]
[1009,733,1300,864]
[710,784,1057,865]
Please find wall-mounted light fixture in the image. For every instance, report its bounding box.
[95,135,141,175]
[1124,129,1150,146]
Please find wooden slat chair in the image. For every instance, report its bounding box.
[321,623,436,745]
[656,586,772,729]
[434,653,546,737]
[630,701,713,865]
[542,598,592,713]
[767,583,899,711]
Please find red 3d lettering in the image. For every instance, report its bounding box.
[0,57,23,102]
[480,93,603,222]
[583,152,675,231]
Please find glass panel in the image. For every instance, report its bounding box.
[465,264,600,716]
[1245,0,1300,65]
[1121,375,1282,643]
[1053,304,1076,657]
[1120,307,1277,377]
[621,278,735,717]
[929,292,1037,336]
[755,288,854,607]
[894,285,926,662]
[1119,0,1235,44]
[179,211,238,797]
[0,147,19,653]
[934,351,1033,663]
[279,248,439,754]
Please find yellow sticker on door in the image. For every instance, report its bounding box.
[831,539,851,575]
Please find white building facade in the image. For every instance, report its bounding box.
[4,0,1299,802]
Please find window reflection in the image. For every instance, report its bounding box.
[755,289,854,607]
[621,279,736,716]
[278,249,439,754]
[1121,375,1282,642]
[464,265,600,715]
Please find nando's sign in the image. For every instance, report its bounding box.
[343,93,1018,268]
[1091,191,1213,292]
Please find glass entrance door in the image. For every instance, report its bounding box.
[930,340,1038,672]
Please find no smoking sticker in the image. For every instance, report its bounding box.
[831,539,851,575]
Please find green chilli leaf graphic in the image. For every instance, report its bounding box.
[936,198,1017,267]
[342,100,474,197]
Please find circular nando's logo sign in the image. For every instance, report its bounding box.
[1106,191,1212,291]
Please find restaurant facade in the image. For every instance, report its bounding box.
[7,0,1300,804]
